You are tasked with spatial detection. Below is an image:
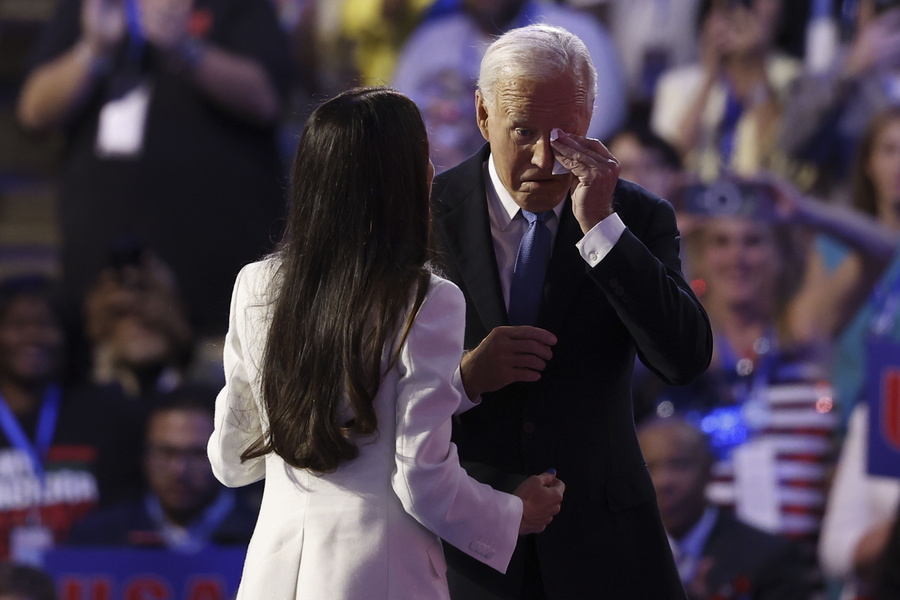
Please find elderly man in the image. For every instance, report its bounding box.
[431,23,712,600]
[393,0,626,171]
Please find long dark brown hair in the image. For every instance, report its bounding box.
[240,87,433,473]
[849,105,900,218]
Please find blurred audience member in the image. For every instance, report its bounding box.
[651,0,798,180]
[635,180,841,545]
[339,0,445,85]
[67,386,256,552]
[638,416,818,600]
[0,562,56,600]
[392,0,626,171]
[781,0,900,200]
[16,0,293,339]
[819,404,900,600]
[285,1,357,106]
[0,275,142,563]
[608,124,683,200]
[578,0,703,109]
[787,107,900,426]
[82,245,195,402]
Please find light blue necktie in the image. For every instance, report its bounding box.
[507,210,552,326]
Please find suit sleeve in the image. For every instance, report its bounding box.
[391,277,523,573]
[592,188,713,384]
[208,264,267,487]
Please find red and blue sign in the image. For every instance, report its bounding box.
[43,547,245,600]
[867,340,900,478]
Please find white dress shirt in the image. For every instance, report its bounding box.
[668,505,719,585]
[485,153,626,311]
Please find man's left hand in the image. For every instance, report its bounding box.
[550,130,620,234]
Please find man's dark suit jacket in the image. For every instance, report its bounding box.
[700,511,818,600]
[431,145,713,599]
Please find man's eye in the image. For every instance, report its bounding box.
[514,128,533,138]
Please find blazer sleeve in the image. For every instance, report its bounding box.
[592,185,713,384]
[208,263,267,487]
[391,277,523,573]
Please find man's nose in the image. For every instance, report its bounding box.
[531,135,554,170]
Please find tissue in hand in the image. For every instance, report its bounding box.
[550,128,571,175]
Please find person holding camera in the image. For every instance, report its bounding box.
[650,0,799,180]
[781,0,900,201]
[82,245,194,403]
[785,106,900,429]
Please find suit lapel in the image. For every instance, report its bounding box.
[434,148,507,333]
[434,149,593,336]
[540,198,588,334]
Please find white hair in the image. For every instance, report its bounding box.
[477,24,597,111]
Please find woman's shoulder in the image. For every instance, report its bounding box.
[402,272,463,327]
[425,270,462,300]
[239,256,279,281]
[234,257,281,298]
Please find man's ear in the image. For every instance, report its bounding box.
[475,90,491,142]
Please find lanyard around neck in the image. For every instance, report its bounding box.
[145,490,235,553]
[0,385,62,487]
[124,0,146,65]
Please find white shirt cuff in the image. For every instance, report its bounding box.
[575,213,625,267]
[453,366,481,415]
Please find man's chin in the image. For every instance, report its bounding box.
[515,182,568,213]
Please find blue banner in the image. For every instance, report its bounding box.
[866,339,900,478]
[44,547,245,600]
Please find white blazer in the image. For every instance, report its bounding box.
[207,260,522,600]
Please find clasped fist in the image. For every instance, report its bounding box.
[514,472,565,534]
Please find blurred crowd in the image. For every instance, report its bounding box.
[2,0,900,598]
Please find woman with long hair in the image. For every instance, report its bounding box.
[814,106,900,600]
[207,87,563,599]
